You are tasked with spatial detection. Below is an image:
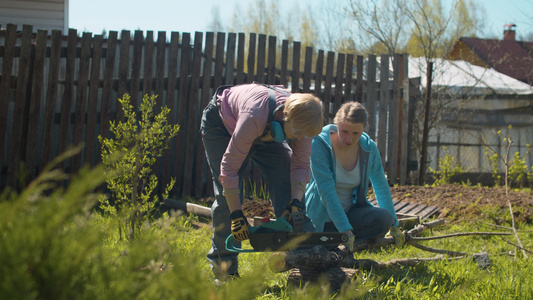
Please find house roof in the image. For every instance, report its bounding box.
[447,37,533,85]
[408,57,533,95]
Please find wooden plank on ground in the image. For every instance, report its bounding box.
[369,198,439,221]
[417,206,440,220]
[406,204,429,216]
[398,203,418,214]
[394,201,410,212]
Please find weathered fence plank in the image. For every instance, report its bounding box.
[7,25,32,188]
[378,54,389,168]
[236,33,245,84]
[142,31,154,98]
[355,55,363,103]
[303,46,312,92]
[246,33,256,84]
[116,30,130,122]
[333,53,345,114]
[0,25,16,184]
[71,32,91,173]
[131,30,143,110]
[84,34,103,167]
[344,53,354,104]
[214,32,225,88]
[155,31,166,104]
[366,54,377,139]
[314,50,324,96]
[225,32,236,85]
[40,29,62,170]
[267,35,276,84]
[175,32,191,196]
[182,31,203,197]
[99,31,117,147]
[280,40,289,87]
[196,32,215,197]
[161,31,180,192]
[257,34,266,84]
[25,30,47,177]
[291,41,301,93]
[323,51,334,122]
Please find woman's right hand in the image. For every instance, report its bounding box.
[344,230,355,252]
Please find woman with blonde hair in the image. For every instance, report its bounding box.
[201,83,323,282]
[305,101,404,252]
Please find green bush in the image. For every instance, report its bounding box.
[485,127,532,188]
[0,149,107,299]
[429,148,467,185]
[98,93,179,241]
[509,152,528,188]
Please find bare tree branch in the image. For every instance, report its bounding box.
[411,231,511,240]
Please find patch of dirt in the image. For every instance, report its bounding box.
[386,185,533,224]
[198,184,533,224]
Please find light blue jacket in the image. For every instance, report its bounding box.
[305,124,398,233]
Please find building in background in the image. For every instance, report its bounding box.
[0,0,68,33]
[447,25,533,86]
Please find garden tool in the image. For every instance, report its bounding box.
[225,217,348,253]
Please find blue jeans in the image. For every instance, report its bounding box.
[323,204,395,240]
[201,99,293,278]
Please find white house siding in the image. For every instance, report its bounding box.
[427,120,533,174]
[407,58,533,175]
[0,0,67,33]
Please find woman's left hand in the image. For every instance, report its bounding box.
[386,227,405,246]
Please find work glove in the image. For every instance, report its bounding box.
[281,198,306,231]
[229,210,251,241]
[343,232,355,252]
[386,227,405,246]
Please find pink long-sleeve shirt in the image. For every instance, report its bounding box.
[216,84,313,192]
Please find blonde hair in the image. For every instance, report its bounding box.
[283,93,324,137]
[333,101,368,128]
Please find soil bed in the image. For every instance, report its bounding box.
[197,184,533,224]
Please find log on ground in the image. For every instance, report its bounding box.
[287,267,356,291]
[163,198,212,218]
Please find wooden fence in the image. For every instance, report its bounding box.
[0,23,421,198]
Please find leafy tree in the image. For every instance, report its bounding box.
[343,0,483,58]
[98,94,179,241]
[344,0,411,56]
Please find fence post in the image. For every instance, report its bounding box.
[377,54,389,170]
[366,55,377,140]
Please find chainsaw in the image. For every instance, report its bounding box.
[225,216,348,253]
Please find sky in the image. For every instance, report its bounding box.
[69,0,533,43]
